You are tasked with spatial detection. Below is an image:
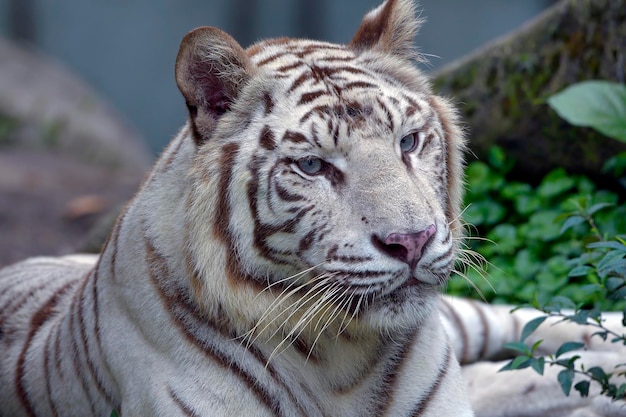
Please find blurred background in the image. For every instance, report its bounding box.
[0,0,555,152]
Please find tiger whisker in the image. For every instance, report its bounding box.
[267,282,342,363]
[311,286,353,355]
[336,291,358,338]
[285,282,342,339]
[312,283,348,332]
[258,274,337,347]
[255,263,325,299]
[337,286,369,337]
[450,268,489,302]
[248,270,333,330]
[243,273,335,347]
[240,273,325,346]
[448,205,473,231]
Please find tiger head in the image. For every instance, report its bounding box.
[179,0,466,336]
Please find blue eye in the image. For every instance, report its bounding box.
[400,133,417,153]
[297,157,324,175]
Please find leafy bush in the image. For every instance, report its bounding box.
[450,146,626,310]
[452,80,626,401]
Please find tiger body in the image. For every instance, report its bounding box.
[2,0,625,416]
[0,128,470,417]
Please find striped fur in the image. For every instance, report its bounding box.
[1,1,624,416]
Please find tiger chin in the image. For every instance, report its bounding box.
[0,0,473,416]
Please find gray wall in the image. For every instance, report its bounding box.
[0,0,553,152]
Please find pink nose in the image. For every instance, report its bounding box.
[381,224,437,268]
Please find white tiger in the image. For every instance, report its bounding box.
[1,0,624,416]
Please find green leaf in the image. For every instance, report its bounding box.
[530,339,544,355]
[555,342,585,358]
[530,356,545,375]
[110,410,120,417]
[526,211,562,242]
[556,356,580,368]
[560,215,586,234]
[591,331,608,342]
[568,265,593,277]
[504,341,531,355]
[499,356,532,372]
[570,309,602,324]
[587,366,609,383]
[537,169,576,200]
[574,380,590,397]
[521,316,548,342]
[487,146,512,173]
[606,277,625,292]
[558,369,575,396]
[586,241,626,252]
[463,201,506,226]
[510,355,532,370]
[597,251,626,278]
[501,182,532,200]
[544,296,576,312]
[486,224,519,254]
[568,310,591,324]
[514,194,541,216]
[587,202,615,216]
[513,249,541,280]
[547,80,626,142]
[603,152,626,176]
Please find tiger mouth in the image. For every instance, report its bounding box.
[339,271,439,302]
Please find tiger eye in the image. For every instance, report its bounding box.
[297,157,324,175]
[400,133,418,153]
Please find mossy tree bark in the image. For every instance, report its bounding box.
[433,0,626,181]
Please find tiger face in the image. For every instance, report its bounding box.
[181,0,465,335]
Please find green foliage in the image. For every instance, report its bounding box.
[499,213,626,400]
[547,80,626,143]
[449,147,626,309]
[459,80,626,402]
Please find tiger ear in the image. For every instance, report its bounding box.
[349,0,421,59]
[175,27,252,145]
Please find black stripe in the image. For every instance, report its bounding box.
[439,299,470,363]
[43,325,60,417]
[0,282,49,326]
[469,300,491,359]
[260,125,277,150]
[169,386,202,417]
[374,332,418,415]
[68,279,99,416]
[282,130,309,145]
[409,345,451,416]
[343,81,376,90]
[78,271,116,405]
[257,52,289,67]
[16,280,77,417]
[288,72,312,92]
[298,90,328,105]
[144,234,305,416]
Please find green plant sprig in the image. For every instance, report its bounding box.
[499,177,626,401]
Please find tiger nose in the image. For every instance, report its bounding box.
[378,224,437,268]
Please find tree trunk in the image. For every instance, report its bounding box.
[432,0,626,181]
